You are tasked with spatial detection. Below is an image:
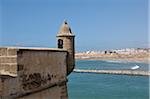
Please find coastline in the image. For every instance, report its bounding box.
[75,53,149,64]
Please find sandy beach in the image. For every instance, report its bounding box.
[75,53,150,63]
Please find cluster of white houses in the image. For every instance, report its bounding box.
[80,48,150,55]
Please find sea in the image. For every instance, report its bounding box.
[68,60,149,99]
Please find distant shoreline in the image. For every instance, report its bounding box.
[75,53,149,64]
[76,58,149,64]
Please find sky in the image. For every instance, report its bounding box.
[0,0,149,51]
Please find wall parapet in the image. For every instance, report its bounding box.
[0,47,69,99]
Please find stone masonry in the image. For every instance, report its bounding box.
[0,21,75,99]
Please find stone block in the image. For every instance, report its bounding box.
[0,57,17,63]
[0,48,7,56]
[7,48,17,56]
[0,63,17,75]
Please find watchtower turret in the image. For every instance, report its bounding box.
[57,21,75,75]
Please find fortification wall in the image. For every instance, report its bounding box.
[0,47,68,99]
[0,48,18,76]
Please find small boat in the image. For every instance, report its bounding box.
[131,65,139,70]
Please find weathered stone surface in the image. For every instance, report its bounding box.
[0,48,18,77]
[0,21,75,99]
[0,63,17,74]
[0,48,69,99]
[0,48,7,56]
[18,86,61,99]
[57,21,75,75]
[0,57,17,63]
[7,48,18,56]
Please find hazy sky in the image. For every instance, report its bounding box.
[0,0,148,51]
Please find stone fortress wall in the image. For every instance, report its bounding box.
[0,21,75,99]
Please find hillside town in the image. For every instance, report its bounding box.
[75,48,150,63]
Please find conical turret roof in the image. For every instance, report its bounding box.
[57,21,75,37]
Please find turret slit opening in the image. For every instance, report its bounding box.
[58,39,63,49]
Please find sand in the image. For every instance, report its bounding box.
[75,53,149,63]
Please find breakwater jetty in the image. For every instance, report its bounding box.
[73,69,150,76]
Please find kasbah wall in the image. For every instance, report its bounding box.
[0,21,75,99]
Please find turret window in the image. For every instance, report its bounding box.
[58,39,63,48]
